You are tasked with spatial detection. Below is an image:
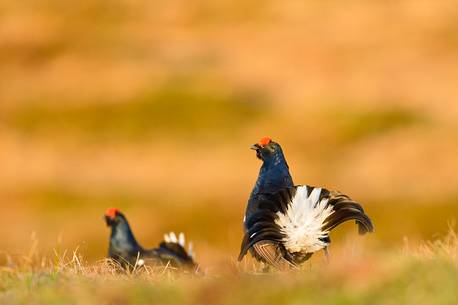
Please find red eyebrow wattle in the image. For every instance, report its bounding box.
[105,207,120,218]
[258,136,272,146]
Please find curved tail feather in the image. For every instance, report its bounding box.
[157,232,197,269]
[322,191,374,234]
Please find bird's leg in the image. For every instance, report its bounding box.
[323,247,330,264]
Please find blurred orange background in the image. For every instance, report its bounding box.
[0,1,457,266]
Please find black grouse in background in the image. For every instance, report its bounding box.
[239,137,374,270]
[105,208,197,271]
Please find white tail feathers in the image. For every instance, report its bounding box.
[178,232,185,247]
[163,231,195,258]
[275,186,334,254]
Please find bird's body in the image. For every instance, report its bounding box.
[105,208,197,271]
[246,143,294,216]
[239,137,373,269]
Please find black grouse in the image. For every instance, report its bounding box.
[105,207,197,271]
[238,137,373,270]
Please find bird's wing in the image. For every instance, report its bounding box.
[238,233,251,261]
[238,189,296,263]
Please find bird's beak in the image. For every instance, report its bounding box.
[250,143,261,150]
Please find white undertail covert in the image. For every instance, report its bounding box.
[275,186,335,253]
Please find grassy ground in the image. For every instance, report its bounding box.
[1,231,457,305]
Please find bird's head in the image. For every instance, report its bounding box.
[250,136,283,162]
[105,207,122,227]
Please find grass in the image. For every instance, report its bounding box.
[1,231,457,305]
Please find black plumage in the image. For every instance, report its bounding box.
[239,137,374,269]
[105,208,197,271]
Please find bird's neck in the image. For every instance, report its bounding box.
[251,153,294,197]
[110,217,143,253]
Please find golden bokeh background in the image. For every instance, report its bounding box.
[1,0,457,267]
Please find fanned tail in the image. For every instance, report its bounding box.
[239,186,374,268]
[322,191,374,234]
[159,232,197,269]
